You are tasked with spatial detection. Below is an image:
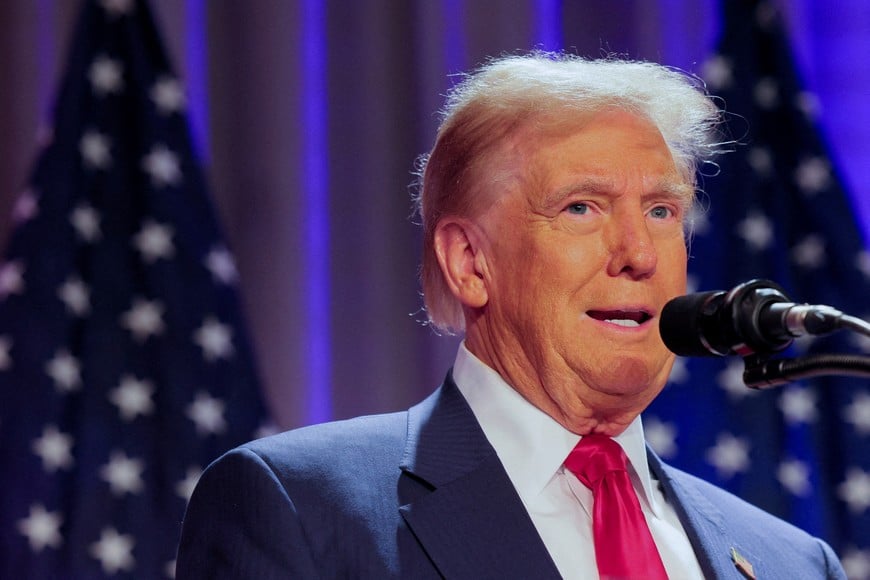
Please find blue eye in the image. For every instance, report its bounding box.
[567,203,589,215]
[649,206,673,219]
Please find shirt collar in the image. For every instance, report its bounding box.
[452,342,663,518]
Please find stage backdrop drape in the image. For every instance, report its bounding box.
[0,0,868,571]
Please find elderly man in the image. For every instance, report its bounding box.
[176,53,845,579]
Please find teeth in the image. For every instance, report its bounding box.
[605,319,640,327]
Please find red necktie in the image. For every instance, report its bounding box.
[564,434,668,580]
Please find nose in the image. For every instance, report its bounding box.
[605,210,658,279]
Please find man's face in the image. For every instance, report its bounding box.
[468,109,690,435]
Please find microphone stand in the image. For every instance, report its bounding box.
[742,314,870,389]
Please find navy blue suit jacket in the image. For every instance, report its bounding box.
[176,376,845,579]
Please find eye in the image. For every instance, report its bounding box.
[648,205,674,220]
[566,202,590,215]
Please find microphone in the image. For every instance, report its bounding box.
[660,279,844,357]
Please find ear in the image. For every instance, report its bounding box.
[433,219,489,308]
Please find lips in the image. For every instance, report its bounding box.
[587,309,653,327]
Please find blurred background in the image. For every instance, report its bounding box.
[0,0,868,577]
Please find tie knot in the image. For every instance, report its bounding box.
[564,434,628,488]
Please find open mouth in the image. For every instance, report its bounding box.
[587,309,652,328]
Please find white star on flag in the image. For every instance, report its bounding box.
[0,335,12,370]
[45,350,82,393]
[79,130,112,169]
[666,357,689,384]
[108,375,155,421]
[193,316,235,361]
[205,246,239,285]
[175,466,203,502]
[150,76,186,115]
[31,425,75,472]
[70,203,102,243]
[133,220,175,263]
[12,189,39,224]
[17,504,64,552]
[795,91,821,119]
[794,157,831,195]
[777,458,812,496]
[141,144,182,187]
[779,387,818,425]
[88,55,124,96]
[644,417,678,459]
[701,54,733,90]
[753,77,779,109]
[186,391,227,435]
[120,298,166,342]
[89,528,135,575]
[737,212,774,251]
[791,234,826,269]
[839,468,870,514]
[706,433,751,479]
[747,147,773,175]
[857,251,870,279]
[717,360,759,400]
[58,276,91,317]
[100,451,145,496]
[100,0,134,17]
[0,260,26,299]
[841,548,870,580]
[844,392,870,435]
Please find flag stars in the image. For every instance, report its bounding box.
[747,147,773,176]
[133,220,175,263]
[706,433,751,479]
[857,251,870,279]
[90,528,136,575]
[644,417,678,459]
[120,298,166,342]
[791,234,826,269]
[176,466,203,501]
[70,203,102,243]
[12,188,39,224]
[45,350,82,392]
[108,375,155,421]
[794,157,831,195]
[701,54,733,90]
[193,316,235,362]
[187,391,227,435]
[777,459,812,496]
[0,260,26,299]
[100,0,134,17]
[778,387,818,424]
[736,212,774,251]
[141,144,182,187]
[717,360,758,400]
[58,276,91,317]
[205,246,239,285]
[666,357,689,384]
[838,468,870,514]
[844,392,870,435]
[753,77,779,109]
[100,451,145,496]
[0,335,12,370]
[841,548,870,580]
[32,425,74,472]
[795,91,821,119]
[80,130,112,169]
[17,504,63,552]
[88,55,124,96]
[150,76,186,115]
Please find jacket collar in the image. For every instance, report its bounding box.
[399,373,562,579]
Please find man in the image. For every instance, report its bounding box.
[176,53,845,579]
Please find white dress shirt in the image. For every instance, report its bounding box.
[452,343,705,580]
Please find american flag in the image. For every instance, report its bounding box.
[646,0,870,576]
[0,0,269,577]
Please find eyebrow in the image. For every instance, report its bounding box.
[542,177,694,209]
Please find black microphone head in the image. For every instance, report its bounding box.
[660,290,726,357]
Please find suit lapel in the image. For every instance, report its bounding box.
[648,449,763,579]
[399,376,561,579]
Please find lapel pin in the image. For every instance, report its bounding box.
[730,547,757,580]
